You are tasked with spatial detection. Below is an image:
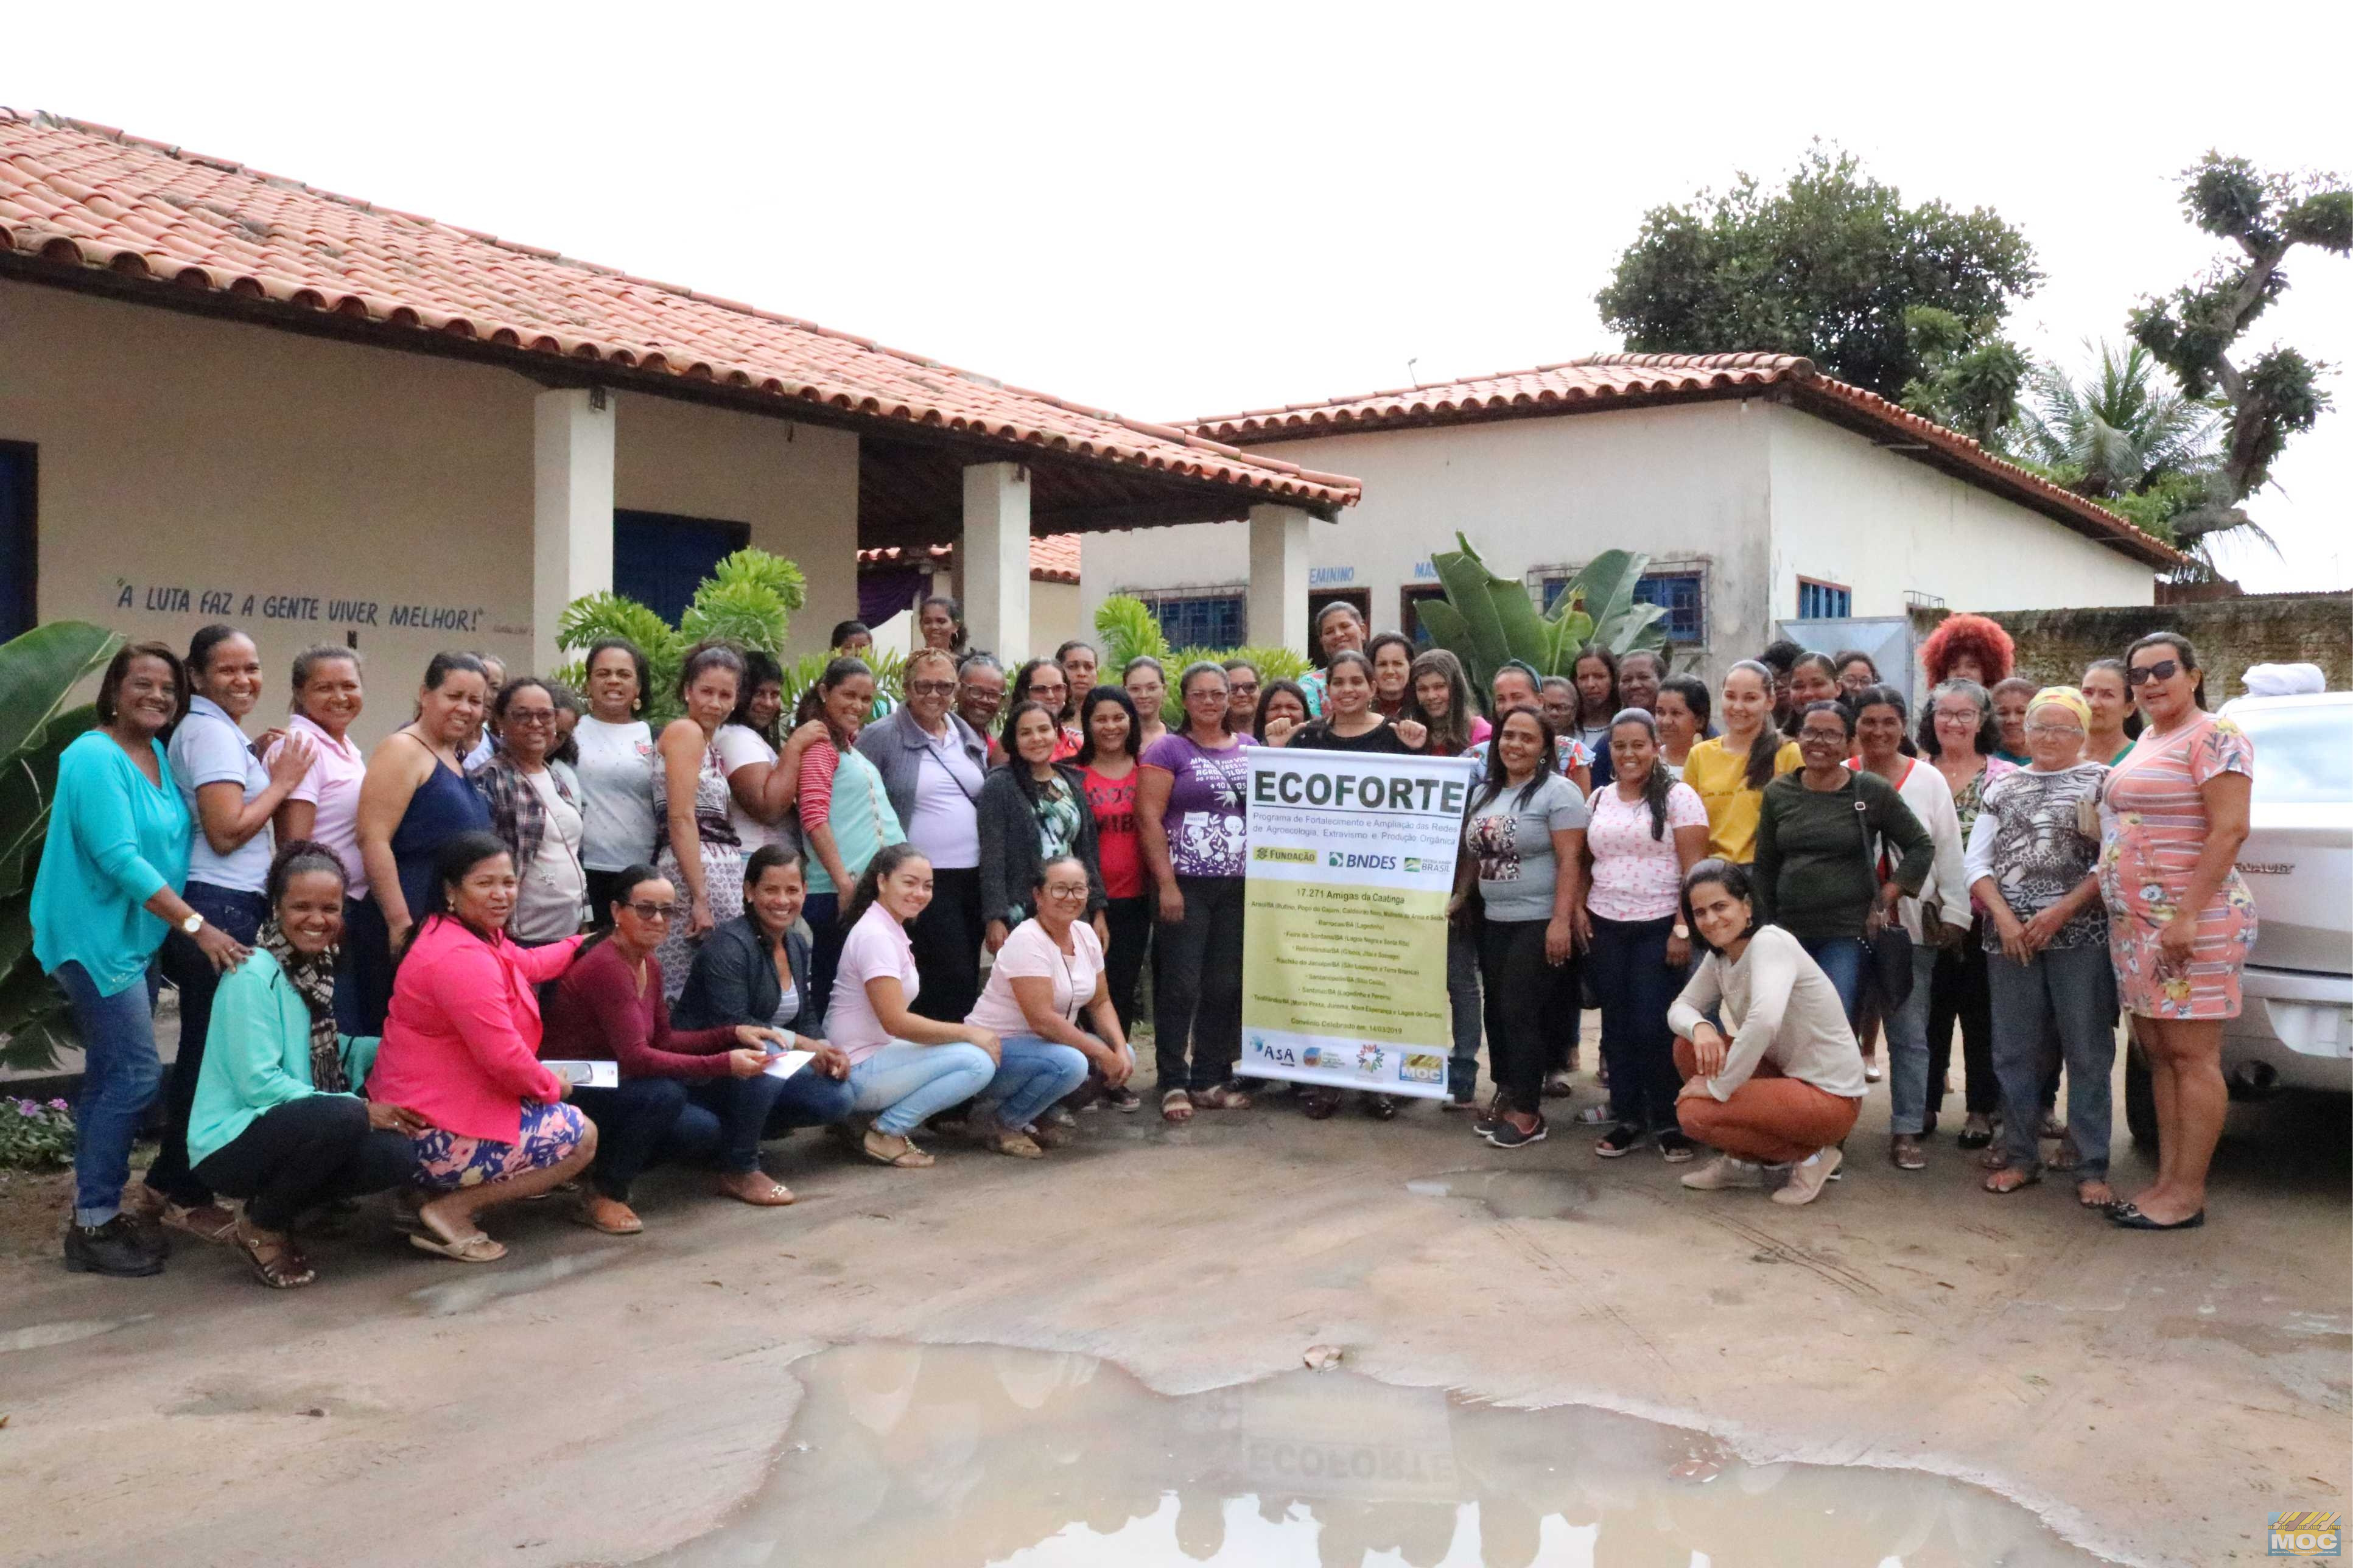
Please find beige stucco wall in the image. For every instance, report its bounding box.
[0,282,858,746]
[1761,405,2158,621]
[1030,579,1082,654]
[1080,401,1778,679]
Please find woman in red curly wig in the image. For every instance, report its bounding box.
[1918,615,2015,689]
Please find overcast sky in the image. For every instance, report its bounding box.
[11,4,2348,590]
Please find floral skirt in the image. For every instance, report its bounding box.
[410,1101,588,1192]
[654,842,745,1002]
[2103,872,2258,1021]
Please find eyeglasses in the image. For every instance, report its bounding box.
[625,901,679,920]
[907,681,957,697]
[2126,659,2181,686]
[2024,723,2083,737]
[1041,884,1090,901]
[505,710,558,726]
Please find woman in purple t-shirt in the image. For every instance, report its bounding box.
[1136,662,1257,1124]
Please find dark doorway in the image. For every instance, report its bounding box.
[0,442,35,643]
[613,509,750,628]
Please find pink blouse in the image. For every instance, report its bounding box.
[366,917,586,1143]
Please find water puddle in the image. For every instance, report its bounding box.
[1405,1169,1597,1221]
[0,1313,153,1353]
[405,1250,620,1317]
[641,1342,2109,1566]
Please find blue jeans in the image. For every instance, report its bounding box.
[575,1069,861,1198]
[1446,926,1482,1102]
[58,961,164,1227]
[849,1040,995,1136]
[1882,946,1944,1135]
[1587,913,1686,1133]
[1987,942,2118,1177]
[150,881,269,1205]
[981,1035,1091,1128]
[1799,934,1868,1031]
[802,894,843,1032]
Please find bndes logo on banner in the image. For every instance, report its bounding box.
[1326,852,1399,870]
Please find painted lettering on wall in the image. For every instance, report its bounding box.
[1308,565,1356,587]
[1411,559,1439,582]
[110,579,482,634]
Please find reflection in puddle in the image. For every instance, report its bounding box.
[1405,1169,1597,1221]
[405,1250,619,1317]
[645,1343,2109,1566]
[0,1314,152,1353]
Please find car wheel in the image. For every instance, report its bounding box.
[2123,1040,2158,1150]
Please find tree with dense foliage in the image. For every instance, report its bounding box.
[1596,145,2042,403]
[2017,341,2222,541]
[2130,152,2352,551]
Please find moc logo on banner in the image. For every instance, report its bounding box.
[2270,1511,2341,1556]
[1241,746,1478,1101]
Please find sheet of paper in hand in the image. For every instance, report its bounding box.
[544,1060,619,1090]
[763,1049,815,1080]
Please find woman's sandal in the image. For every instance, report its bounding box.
[1160,1088,1194,1125]
[1956,1116,1996,1150]
[981,1127,1045,1160]
[2046,1132,2082,1172]
[409,1229,508,1264]
[861,1130,936,1169]
[1977,1147,2012,1171]
[1191,1083,1254,1111]
[232,1223,316,1289]
[1983,1164,2043,1195]
[1299,1088,1341,1120]
[714,1172,795,1206]
[2075,1179,2117,1211]
[575,1194,644,1234]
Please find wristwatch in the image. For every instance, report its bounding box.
[180,912,204,937]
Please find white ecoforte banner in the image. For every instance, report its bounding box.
[1240,747,1479,1099]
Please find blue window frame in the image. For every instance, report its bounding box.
[1541,568,1706,644]
[1796,579,1851,620]
[0,442,35,642]
[614,510,751,628]
[1142,592,1244,649]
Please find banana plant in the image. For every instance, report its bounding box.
[1418,534,1666,696]
[0,621,127,1070]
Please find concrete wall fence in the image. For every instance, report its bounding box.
[1985,592,2352,702]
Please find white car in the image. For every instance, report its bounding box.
[2123,691,2353,1144]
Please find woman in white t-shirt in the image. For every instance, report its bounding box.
[1579,709,1710,1161]
[572,639,658,918]
[715,650,798,856]
[961,855,1134,1158]
[827,844,998,1169]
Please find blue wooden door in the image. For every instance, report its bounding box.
[0,443,35,642]
[612,509,749,628]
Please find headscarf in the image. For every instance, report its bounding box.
[2027,685,2092,736]
[258,919,345,1093]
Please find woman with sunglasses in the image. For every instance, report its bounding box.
[545,860,851,1233]
[2097,634,2255,1230]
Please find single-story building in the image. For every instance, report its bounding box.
[1081,354,2181,683]
[0,110,1356,742]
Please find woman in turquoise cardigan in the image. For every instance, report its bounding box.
[189,841,427,1287]
[33,642,248,1279]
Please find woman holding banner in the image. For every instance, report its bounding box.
[1450,707,1588,1149]
[1137,663,1257,1125]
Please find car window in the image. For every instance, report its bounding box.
[2232,705,2347,805]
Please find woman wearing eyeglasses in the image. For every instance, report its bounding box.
[2097,633,2256,1231]
[857,650,991,1024]
[546,858,852,1233]
[470,677,590,947]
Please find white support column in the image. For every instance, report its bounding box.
[1247,503,1312,651]
[532,387,615,674]
[963,461,1032,665]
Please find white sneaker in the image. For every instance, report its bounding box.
[1772,1146,1842,1206]
[1680,1155,1762,1191]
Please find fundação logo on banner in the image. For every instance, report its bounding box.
[1241,749,1479,1101]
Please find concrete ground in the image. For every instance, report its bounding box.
[0,1065,2344,1568]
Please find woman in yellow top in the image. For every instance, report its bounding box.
[1680,660,1803,863]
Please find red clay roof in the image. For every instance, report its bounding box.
[0,110,1358,514]
[858,533,1081,586]
[1184,352,2181,567]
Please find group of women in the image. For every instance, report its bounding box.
[31,596,2255,1284]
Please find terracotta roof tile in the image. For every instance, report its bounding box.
[0,110,1358,514]
[857,533,1082,586]
[1185,353,2181,567]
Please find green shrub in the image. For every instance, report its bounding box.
[0,1095,75,1168]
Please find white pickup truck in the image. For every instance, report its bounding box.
[2123,691,2353,1144]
